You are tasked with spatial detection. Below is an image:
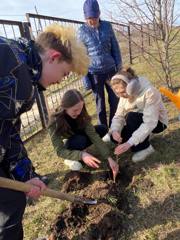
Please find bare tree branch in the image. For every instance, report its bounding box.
[107,0,180,88]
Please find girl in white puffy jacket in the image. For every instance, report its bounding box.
[109,67,168,162]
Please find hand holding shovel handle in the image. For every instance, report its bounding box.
[0,177,97,205]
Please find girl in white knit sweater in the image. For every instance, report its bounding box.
[110,67,168,162]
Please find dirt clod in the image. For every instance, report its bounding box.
[50,165,134,240]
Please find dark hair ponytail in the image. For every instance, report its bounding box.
[115,66,137,80]
[125,67,137,78]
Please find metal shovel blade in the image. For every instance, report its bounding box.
[74,196,97,205]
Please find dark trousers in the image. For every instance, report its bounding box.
[89,68,119,127]
[0,168,26,240]
[112,112,167,152]
[65,124,108,150]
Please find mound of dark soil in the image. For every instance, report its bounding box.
[49,164,134,240]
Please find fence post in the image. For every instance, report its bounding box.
[34,88,49,128]
[128,23,133,64]
[141,25,144,54]
[22,22,34,39]
[22,22,49,128]
[148,24,151,46]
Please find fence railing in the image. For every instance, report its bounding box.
[110,21,132,64]
[0,19,24,38]
[128,22,153,60]
[0,14,152,141]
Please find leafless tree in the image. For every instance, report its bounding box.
[107,0,180,89]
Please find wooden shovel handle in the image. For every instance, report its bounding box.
[0,177,75,203]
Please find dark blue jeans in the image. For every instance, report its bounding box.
[0,168,26,240]
[89,68,119,127]
[65,124,108,150]
[111,112,167,152]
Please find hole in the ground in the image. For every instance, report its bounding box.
[104,164,134,190]
[80,211,124,240]
[50,203,89,239]
[62,171,92,192]
[50,165,135,240]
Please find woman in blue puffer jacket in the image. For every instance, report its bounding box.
[79,0,122,128]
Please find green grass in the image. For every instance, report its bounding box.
[23,65,180,240]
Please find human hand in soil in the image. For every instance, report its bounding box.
[26,177,47,199]
[114,142,131,155]
[111,131,122,143]
[108,157,119,182]
[82,152,101,168]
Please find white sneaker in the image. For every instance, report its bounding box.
[132,145,155,163]
[102,133,111,142]
[64,160,83,171]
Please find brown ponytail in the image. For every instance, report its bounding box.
[118,66,137,80]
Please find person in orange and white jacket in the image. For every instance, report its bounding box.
[109,67,168,163]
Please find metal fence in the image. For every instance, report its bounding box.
[0,14,151,141]
[111,21,153,63]
[111,22,132,64]
[129,22,153,61]
[0,19,24,39]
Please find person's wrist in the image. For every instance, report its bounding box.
[81,151,87,160]
[108,156,112,161]
[127,139,134,146]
